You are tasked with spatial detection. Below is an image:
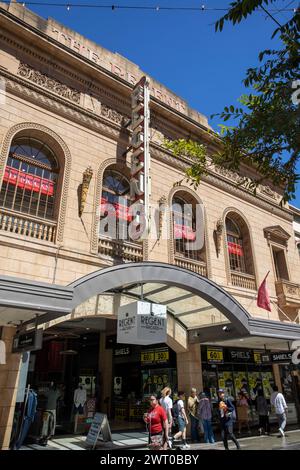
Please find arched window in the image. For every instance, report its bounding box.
[226,217,246,272]
[172,194,204,262]
[225,214,255,278]
[0,137,59,220]
[100,169,131,240]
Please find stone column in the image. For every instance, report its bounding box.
[0,327,22,450]
[177,343,203,438]
[177,343,203,393]
[98,332,113,417]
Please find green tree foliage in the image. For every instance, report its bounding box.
[165,1,300,202]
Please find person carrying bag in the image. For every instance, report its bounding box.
[143,394,169,450]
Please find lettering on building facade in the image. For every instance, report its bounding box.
[51,27,187,114]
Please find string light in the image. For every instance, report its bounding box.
[0,1,296,13]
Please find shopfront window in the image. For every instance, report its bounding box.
[201,346,276,426]
[112,343,177,425]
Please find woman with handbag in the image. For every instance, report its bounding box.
[143,394,169,450]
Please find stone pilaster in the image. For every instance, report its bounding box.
[0,327,21,450]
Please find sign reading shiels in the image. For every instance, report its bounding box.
[129,76,151,240]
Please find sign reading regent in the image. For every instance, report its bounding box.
[117,301,167,345]
[129,76,151,240]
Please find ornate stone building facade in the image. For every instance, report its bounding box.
[0,2,299,449]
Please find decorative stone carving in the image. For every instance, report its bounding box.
[263,225,291,247]
[79,166,93,217]
[213,165,245,185]
[214,218,224,257]
[260,185,278,200]
[158,195,167,239]
[101,104,126,125]
[17,63,81,104]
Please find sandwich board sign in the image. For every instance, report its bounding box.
[117,301,167,345]
[85,413,112,449]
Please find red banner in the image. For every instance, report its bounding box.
[100,197,132,221]
[174,223,196,241]
[3,165,54,196]
[228,241,244,256]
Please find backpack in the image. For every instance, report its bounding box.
[172,400,180,423]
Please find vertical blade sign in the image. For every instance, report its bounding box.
[130,76,150,240]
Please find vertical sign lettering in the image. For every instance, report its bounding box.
[129,76,151,240]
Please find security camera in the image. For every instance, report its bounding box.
[222,326,229,332]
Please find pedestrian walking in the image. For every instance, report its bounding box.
[187,388,200,443]
[173,391,190,449]
[198,392,215,444]
[160,387,173,447]
[270,385,288,437]
[143,394,169,450]
[217,388,240,450]
[256,388,270,435]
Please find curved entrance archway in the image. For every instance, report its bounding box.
[70,261,251,337]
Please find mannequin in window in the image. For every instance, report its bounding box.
[73,384,87,433]
[74,384,87,414]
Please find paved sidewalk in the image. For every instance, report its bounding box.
[19,429,300,451]
[188,429,300,450]
[20,430,149,450]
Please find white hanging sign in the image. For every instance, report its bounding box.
[117,301,167,345]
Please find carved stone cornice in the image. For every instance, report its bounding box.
[213,165,245,185]
[1,71,129,142]
[15,64,128,127]
[17,62,81,104]
[202,173,292,222]
[150,145,293,222]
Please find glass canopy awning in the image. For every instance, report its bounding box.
[73,282,230,331]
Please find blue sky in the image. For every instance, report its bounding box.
[22,0,299,206]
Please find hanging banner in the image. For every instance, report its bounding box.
[3,165,54,196]
[227,241,244,256]
[117,301,167,345]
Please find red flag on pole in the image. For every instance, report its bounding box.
[257,271,271,312]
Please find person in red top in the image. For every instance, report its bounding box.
[143,394,169,450]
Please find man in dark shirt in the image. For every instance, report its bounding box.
[217,388,240,450]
